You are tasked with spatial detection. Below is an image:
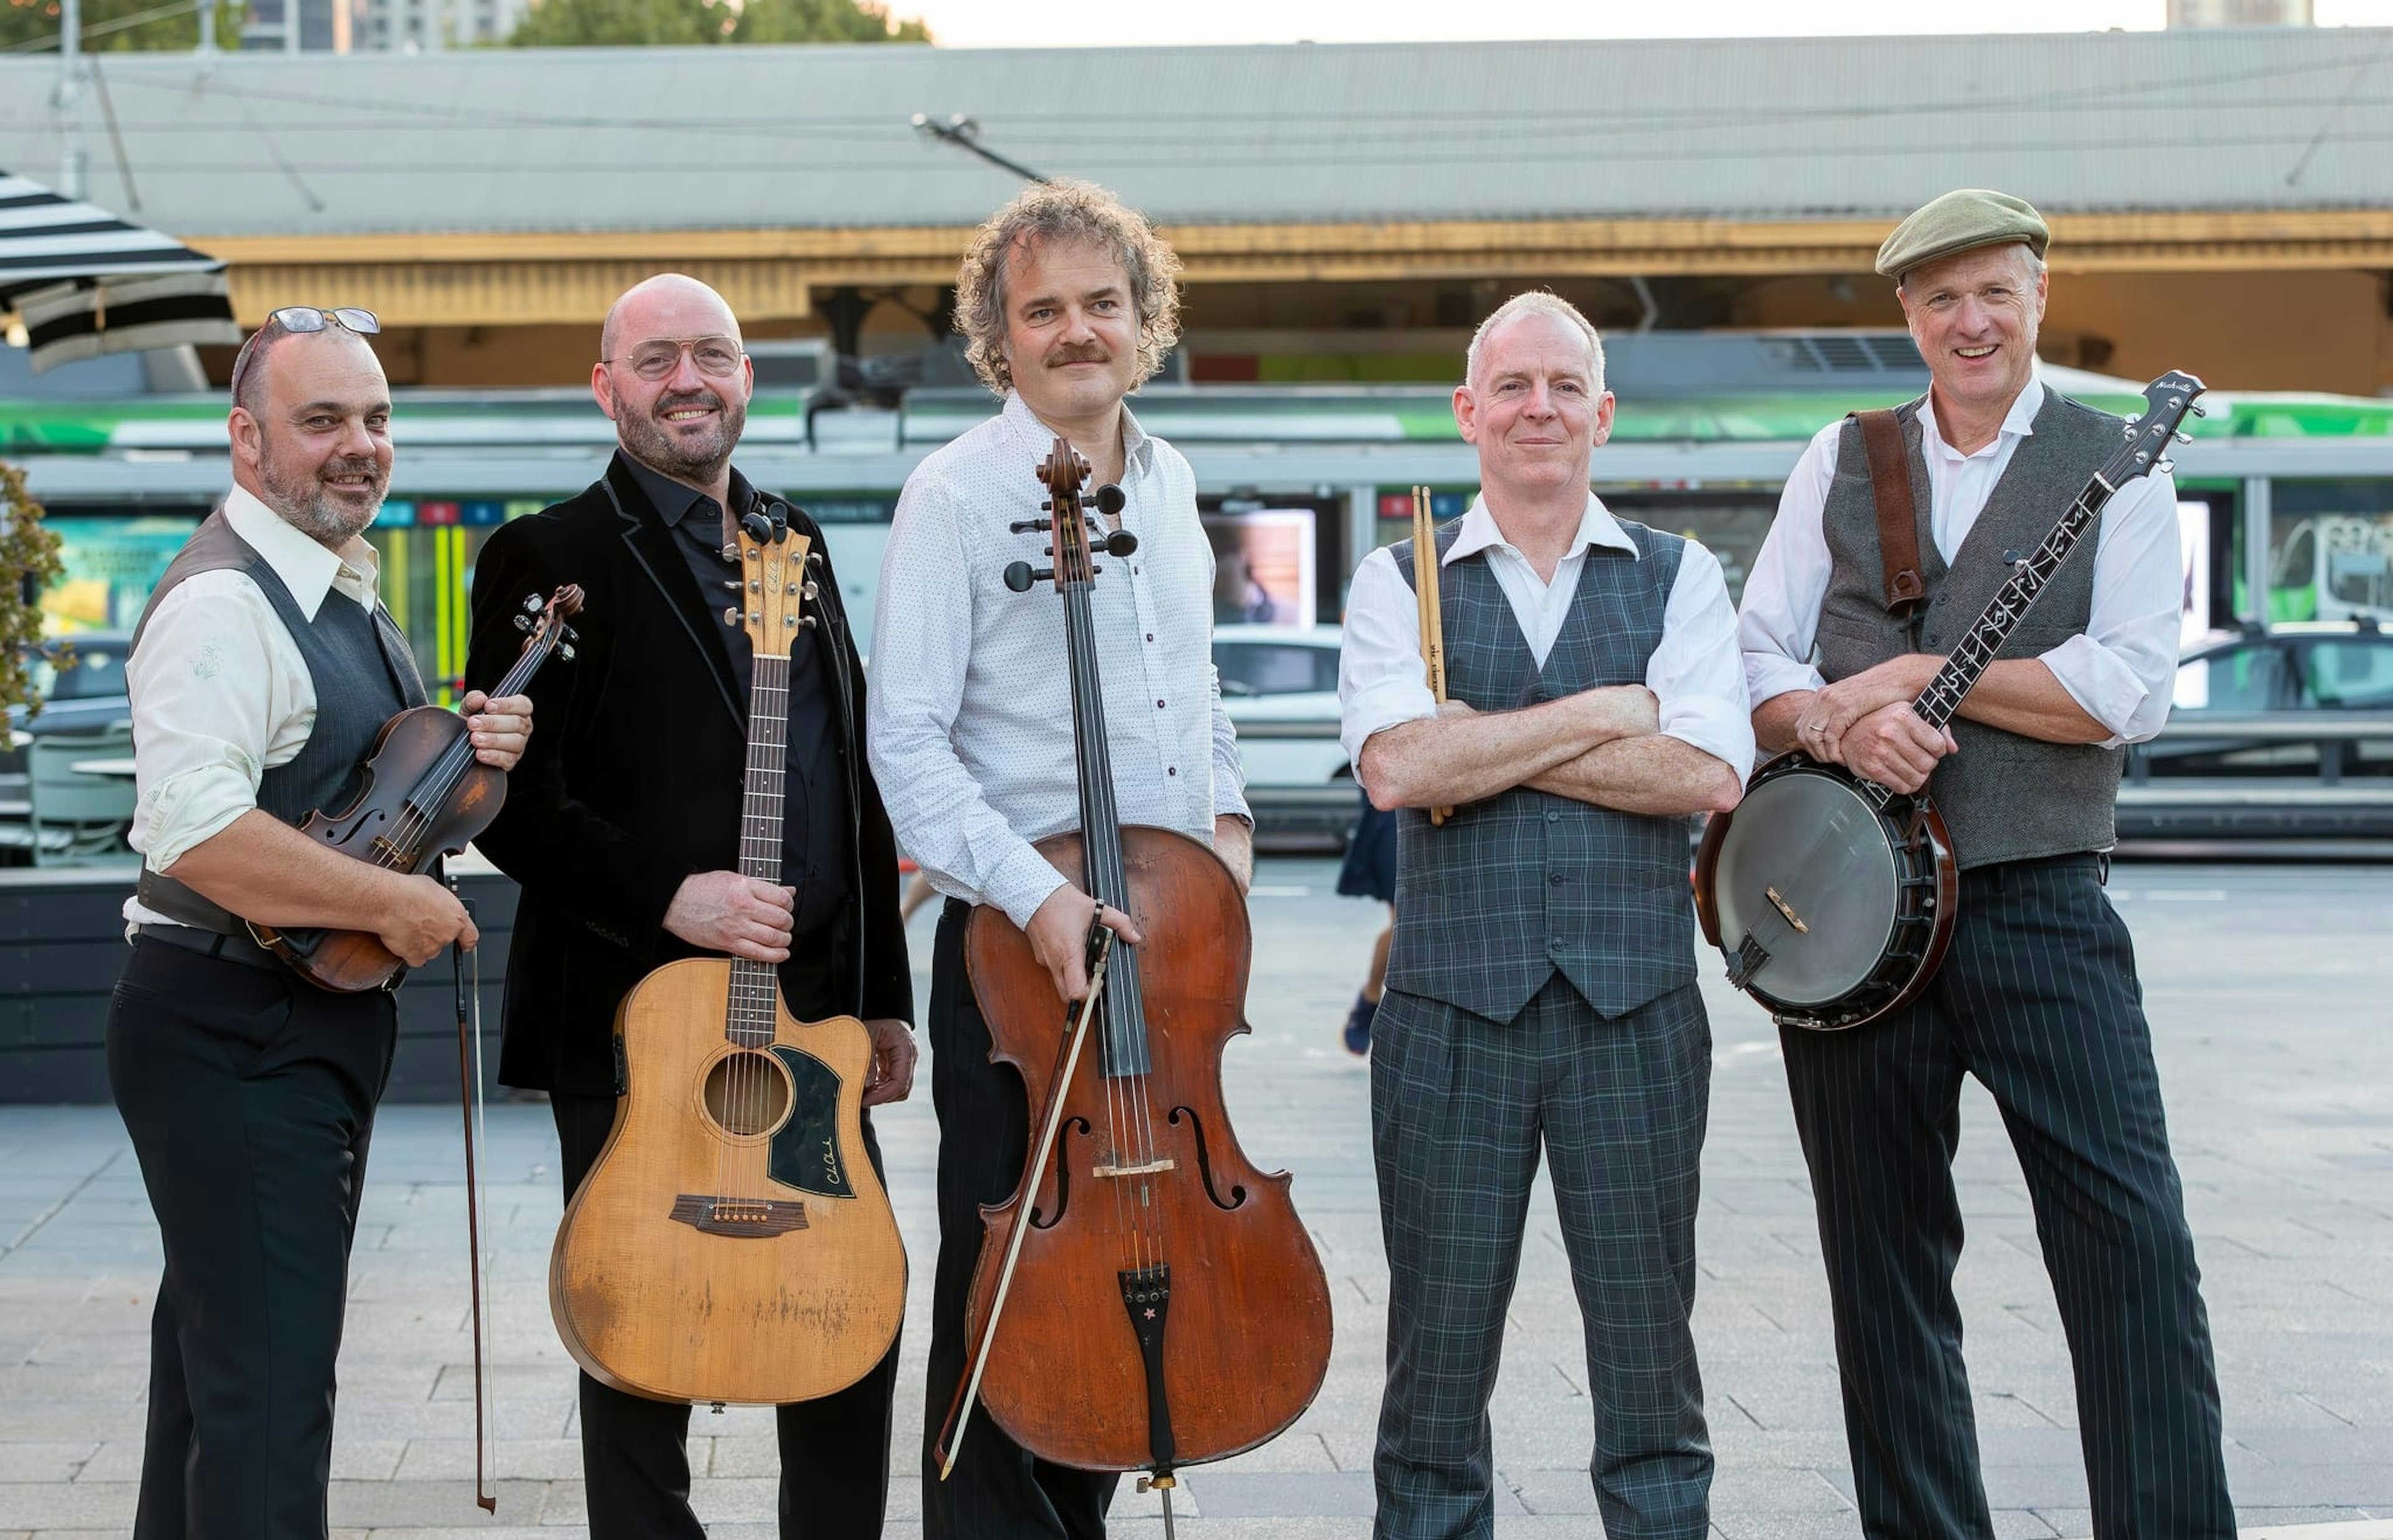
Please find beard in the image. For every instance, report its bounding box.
[618,387,746,483]
[262,452,387,547]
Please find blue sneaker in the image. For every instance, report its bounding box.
[1342,994,1377,1056]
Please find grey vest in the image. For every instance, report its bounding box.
[1816,391,2124,869]
[130,507,426,930]
[1385,520,1695,1024]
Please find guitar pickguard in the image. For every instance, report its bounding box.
[767,1045,856,1198]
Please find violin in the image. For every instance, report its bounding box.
[249,585,583,992]
[934,441,1332,1517]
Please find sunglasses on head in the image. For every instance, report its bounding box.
[231,307,383,404]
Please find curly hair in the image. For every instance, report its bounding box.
[954,179,1182,396]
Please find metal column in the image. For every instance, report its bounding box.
[2243,475,2273,631]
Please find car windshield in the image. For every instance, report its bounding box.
[1215,642,1339,698]
[2301,638,2393,710]
[2174,643,2288,712]
[36,640,130,702]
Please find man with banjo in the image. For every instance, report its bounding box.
[1337,291,1750,1539]
[1736,189,2235,1535]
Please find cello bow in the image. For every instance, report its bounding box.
[934,928,1116,1480]
[450,892,497,1513]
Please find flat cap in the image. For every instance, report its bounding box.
[1875,189,2050,280]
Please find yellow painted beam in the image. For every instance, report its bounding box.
[193,209,2393,326]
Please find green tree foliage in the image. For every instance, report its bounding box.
[1,0,249,55]
[507,0,923,47]
[0,461,66,720]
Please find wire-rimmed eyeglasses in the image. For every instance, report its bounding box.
[603,335,746,383]
[230,307,383,404]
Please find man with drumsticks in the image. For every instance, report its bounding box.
[1337,290,1751,1539]
[1737,189,2235,1536]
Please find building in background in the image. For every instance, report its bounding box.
[2167,0,2313,25]
[356,0,531,51]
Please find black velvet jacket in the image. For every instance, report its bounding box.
[466,452,912,1096]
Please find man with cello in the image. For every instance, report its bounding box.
[869,180,1258,1539]
[1337,292,1751,1539]
[107,307,533,1539]
[467,274,918,1540]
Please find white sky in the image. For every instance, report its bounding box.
[900,0,2393,47]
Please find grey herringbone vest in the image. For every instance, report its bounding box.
[1385,520,1695,1024]
[1817,391,2125,869]
[130,506,424,929]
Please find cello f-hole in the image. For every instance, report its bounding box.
[1030,1118,1087,1228]
[1170,1106,1248,1212]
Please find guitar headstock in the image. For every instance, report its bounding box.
[2103,369,2206,489]
[510,583,585,663]
[730,500,814,661]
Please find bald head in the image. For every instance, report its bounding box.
[600,273,742,363]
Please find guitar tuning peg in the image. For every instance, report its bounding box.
[2156,458,2176,474]
[799,615,818,630]
[802,581,819,601]
[2188,403,2207,418]
[722,606,740,626]
[2174,430,2193,444]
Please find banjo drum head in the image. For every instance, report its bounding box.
[1712,769,1902,1008]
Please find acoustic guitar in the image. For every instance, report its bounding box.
[1693,370,2205,1031]
[548,501,905,1405]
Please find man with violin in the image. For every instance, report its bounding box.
[869,180,1254,1539]
[108,306,534,1540]
[1736,189,2234,1536]
[1337,291,1751,1540]
[466,274,917,1540]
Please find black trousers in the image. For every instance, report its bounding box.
[107,936,397,1540]
[921,899,1118,1540]
[1779,854,2235,1540]
[552,1089,900,1540]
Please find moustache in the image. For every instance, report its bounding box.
[653,390,725,418]
[1043,345,1111,370]
[320,457,384,484]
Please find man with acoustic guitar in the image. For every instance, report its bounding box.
[1737,189,2235,1536]
[1337,292,1750,1540]
[108,308,533,1540]
[467,274,917,1540]
[869,180,1254,1539]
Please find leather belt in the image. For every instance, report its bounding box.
[131,922,285,973]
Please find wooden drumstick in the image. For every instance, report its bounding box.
[1411,485,1451,826]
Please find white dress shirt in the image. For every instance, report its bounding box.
[123,486,386,925]
[1738,375,2182,747]
[868,392,1249,930]
[1339,492,1754,787]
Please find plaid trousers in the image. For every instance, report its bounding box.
[1372,975,1714,1540]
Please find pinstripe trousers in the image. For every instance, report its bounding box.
[1780,853,2234,1540]
[1372,975,1714,1540]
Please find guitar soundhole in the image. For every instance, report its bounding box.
[702,1050,793,1137]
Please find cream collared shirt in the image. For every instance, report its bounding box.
[123,486,385,927]
[1338,491,1754,785]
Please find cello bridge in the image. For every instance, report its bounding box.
[1092,1158,1177,1179]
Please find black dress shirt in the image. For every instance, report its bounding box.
[625,457,853,942]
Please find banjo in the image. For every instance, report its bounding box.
[1693,370,2205,1031]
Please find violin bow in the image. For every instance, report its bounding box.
[449,882,497,1513]
[1411,485,1451,825]
[934,927,1117,1480]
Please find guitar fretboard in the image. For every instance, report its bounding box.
[727,653,789,1048]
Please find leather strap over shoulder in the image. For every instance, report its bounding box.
[1850,409,1926,617]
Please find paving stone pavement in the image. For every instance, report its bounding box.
[3,859,2391,1538]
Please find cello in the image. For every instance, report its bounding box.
[934,438,1333,1524]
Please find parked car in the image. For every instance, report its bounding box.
[1214,624,1354,841]
[2119,620,2393,844]
[6,634,135,764]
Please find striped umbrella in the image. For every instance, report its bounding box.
[2,168,242,373]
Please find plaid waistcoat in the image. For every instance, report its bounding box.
[1385,517,1695,1023]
